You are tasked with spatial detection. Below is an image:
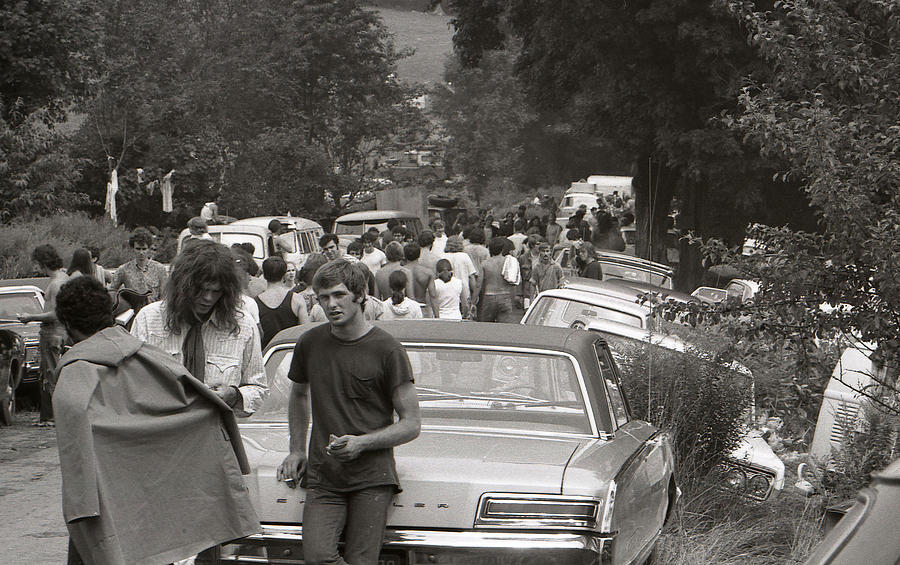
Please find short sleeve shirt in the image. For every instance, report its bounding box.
[111,259,168,302]
[532,262,564,292]
[287,325,414,491]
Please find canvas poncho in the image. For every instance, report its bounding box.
[53,326,260,565]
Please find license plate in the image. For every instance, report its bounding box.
[379,550,407,565]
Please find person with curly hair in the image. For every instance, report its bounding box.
[110,226,168,302]
[53,276,260,564]
[17,244,69,424]
[131,240,268,416]
[278,259,420,565]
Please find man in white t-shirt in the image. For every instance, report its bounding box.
[441,235,478,299]
[359,231,387,273]
[431,220,448,255]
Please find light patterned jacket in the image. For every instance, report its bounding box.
[131,301,268,415]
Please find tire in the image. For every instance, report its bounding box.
[1,367,14,426]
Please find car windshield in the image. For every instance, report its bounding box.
[254,344,594,435]
[599,261,672,289]
[524,296,646,329]
[215,233,266,259]
[0,293,43,318]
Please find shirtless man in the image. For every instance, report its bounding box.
[374,242,413,301]
[476,238,517,322]
[17,244,69,424]
[402,242,434,316]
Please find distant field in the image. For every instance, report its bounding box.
[375,7,453,86]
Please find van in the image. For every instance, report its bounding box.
[230,216,324,267]
[177,215,324,268]
[809,341,880,463]
[332,210,424,250]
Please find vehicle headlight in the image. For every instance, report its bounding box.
[724,467,747,491]
[747,473,772,500]
[476,493,600,530]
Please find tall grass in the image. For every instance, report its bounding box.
[0,213,133,278]
[659,482,825,564]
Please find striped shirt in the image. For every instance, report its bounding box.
[131,301,268,415]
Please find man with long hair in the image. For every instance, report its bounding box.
[54,277,259,564]
[131,240,268,415]
[277,260,420,565]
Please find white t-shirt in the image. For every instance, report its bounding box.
[432,234,448,255]
[432,277,463,320]
[360,247,387,273]
[441,251,477,293]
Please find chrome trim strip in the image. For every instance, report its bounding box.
[261,342,604,438]
[232,524,613,552]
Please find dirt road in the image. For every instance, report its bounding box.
[0,412,68,564]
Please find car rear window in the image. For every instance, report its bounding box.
[255,344,595,436]
[524,296,646,329]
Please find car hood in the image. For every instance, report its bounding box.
[0,321,39,342]
[238,426,604,529]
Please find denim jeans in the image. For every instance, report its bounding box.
[39,332,66,422]
[303,485,394,565]
[477,293,513,322]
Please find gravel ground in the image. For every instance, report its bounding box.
[0,412,68,565]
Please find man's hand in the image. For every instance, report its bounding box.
[16,313,32,323]
[325,434,366,462]
[277,452,307,488]
[211,385,239,407]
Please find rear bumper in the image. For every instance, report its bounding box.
[203,524,614,564]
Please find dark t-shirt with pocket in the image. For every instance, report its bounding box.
[287,324,414,492]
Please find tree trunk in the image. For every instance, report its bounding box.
[632,154,676,264]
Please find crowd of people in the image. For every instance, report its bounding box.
[12,198,642,564]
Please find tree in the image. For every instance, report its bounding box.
[0,0,102,220]
[447,0,817,288]
[72,0,422,225]
[718,0,900,408]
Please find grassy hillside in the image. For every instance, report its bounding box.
[375,7,453,86]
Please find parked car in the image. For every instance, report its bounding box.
[522,288,656,331]
[230,216,324,267]
[803,457,900,565]
[529,314,785,503]
[202,321,679,565]
[692,286,728,304]
[332,210,424,251]
[562,277,701,307]
[0,286,45,405]
[0,313,27,425]
[554,249,675,290]
[724,279,759,304]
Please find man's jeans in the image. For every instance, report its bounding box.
[39,332,66,422]
[477,293,512,322]
[303,485,394,565]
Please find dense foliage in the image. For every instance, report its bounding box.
[445,0,818,288]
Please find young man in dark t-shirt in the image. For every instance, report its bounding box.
[277,260,420,565]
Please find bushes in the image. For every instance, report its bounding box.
[612,334,752,484]
[0,213,133,278]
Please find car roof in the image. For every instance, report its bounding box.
[265,320,596,354]
[0,285,44,295]
[562,277,697,304]
[584,319,687,352]
[532,288,653,317]
[231,216,322,230]
[334,210,420,222]
[595,251,673,275]
[178,225,270,240]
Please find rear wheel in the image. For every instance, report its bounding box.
[1,365,15,426]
